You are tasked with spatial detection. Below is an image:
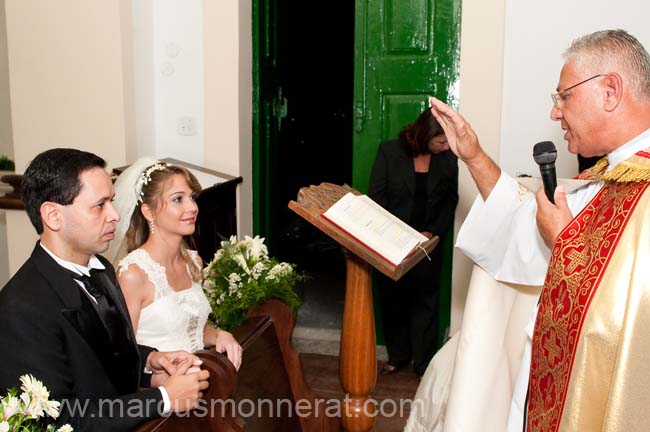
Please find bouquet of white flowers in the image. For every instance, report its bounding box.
[0,374,72,432]
[203,235,303,331]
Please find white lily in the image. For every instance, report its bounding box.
[244,235,268,260]
[232,252,250,274]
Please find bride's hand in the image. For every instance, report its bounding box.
[212,329,243,370]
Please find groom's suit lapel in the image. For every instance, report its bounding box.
[30,244,139,393]
[93,255,138,347]
[30,244,112,353]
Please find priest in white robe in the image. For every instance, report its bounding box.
[407,29,650,432]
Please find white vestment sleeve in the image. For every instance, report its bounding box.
[456,172,602,286]
[456,173,550,285]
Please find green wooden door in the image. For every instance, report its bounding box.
[353,0,461,346]
[252,0,287,247]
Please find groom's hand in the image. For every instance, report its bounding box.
[147,350,202,385]
[163,358,210,412]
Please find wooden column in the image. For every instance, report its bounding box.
[340,253,376,432]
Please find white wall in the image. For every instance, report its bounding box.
[0,0,12,286]
[500,0,650,178]
[131,0,204,166]
[203,0,253,237]
[5,0,130,172]
[237,0,253,237]
[2,0,133,276]
[130,0,252,237]
[451,0,506,332]
[0,0,12,160]
[131,0,156,162]
[154,0,204,166]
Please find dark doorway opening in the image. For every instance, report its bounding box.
[265,2,355,331]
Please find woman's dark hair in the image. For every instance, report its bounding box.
[22,148,106,234]
[398,109,444,156]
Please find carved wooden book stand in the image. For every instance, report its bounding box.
[288,183,438,431]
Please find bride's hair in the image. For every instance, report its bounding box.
[126,164,203,282]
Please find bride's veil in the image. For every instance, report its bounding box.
[105,157,158,265]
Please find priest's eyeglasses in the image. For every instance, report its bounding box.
[551,74,605,109]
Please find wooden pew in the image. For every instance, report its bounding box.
[133,300,336,431]
[246,299,337,431]
[134,349,244,432]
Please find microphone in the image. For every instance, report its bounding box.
[533,141,557,204]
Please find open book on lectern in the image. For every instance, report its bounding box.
[321,192,428,267]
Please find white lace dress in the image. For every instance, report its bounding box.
[117,249,212,353]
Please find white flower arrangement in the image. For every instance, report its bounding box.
[203,235,303,330]
[0,375,72,432]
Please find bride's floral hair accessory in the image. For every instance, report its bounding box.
[134,162,170,203]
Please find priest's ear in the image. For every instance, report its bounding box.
[603,72,623,112]
[40,201,63,232]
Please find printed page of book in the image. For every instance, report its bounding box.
[322,192,427,266]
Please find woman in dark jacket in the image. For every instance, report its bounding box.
[368,108,458,376]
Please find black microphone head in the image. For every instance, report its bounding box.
[533,141,557,165]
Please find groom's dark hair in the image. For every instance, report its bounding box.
[22,148,106,234]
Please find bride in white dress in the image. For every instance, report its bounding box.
[106,158,242,369]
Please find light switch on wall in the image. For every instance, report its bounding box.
[177,116,197,136]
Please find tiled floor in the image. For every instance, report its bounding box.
[300,353,420,431]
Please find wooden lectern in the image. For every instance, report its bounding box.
[288,183,438,432]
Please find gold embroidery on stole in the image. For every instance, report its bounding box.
[527,181,650,432]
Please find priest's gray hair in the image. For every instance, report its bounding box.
[564,29,650,101]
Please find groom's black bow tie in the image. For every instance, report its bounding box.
[77,269,107,300]
[70,268,129,350]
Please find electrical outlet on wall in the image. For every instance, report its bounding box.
[177,116,197,136]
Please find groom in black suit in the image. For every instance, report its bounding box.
[0,149,210,431]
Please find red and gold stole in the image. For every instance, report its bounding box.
[526,179,650,432]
